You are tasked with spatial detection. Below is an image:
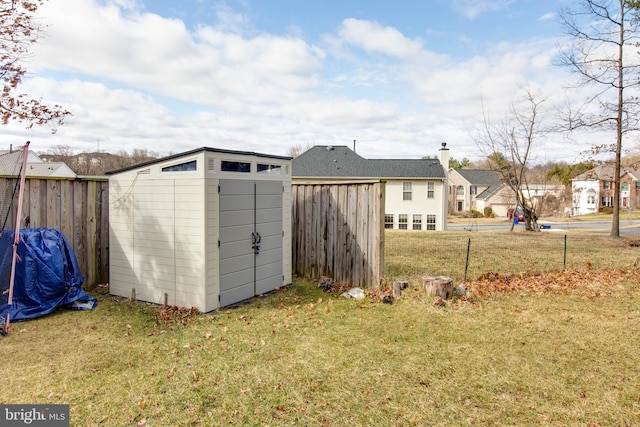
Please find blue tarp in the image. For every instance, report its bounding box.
[0,228,96,323]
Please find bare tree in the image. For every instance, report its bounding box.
[557,0,640,238]
[474,89,548,232]
[41,147,160,175]
[287,143,314,158]
[0,0,70,131]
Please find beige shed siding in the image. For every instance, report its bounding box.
[108,149,291,312]
[132,179,176,306]
[109,177,135,295]
[174,179,206,310]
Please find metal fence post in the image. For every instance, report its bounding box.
[464,237,471,281]
[563,234,567,270]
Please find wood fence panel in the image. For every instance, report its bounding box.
[336,185,348,284]
[347,185,358,284]
[0,177,109,289]
[60,181,74,239]
[327,185,337,279]
[291,182,384,288]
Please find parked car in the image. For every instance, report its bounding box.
[507,207,525,221]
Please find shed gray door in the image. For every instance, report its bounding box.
[255,181,283,295]
[219,180,283,307]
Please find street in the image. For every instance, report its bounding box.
[448,218,640,236]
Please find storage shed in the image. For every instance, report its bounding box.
[107,147,292,312]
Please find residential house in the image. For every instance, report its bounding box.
[572,164,640,215]
[448,169,502,214]
[474,183,515,217]
[292,144,449,231]
[0,149,76,178]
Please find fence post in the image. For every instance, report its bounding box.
[563,234,567,270]
[464,237,471,281]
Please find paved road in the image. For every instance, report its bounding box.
[448,219,640,236]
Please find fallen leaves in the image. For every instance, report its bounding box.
[468,268,640,298]
[154,306,200,327]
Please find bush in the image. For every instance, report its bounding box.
[600,206,614,214]
[471,210,484,218]
[483,207,494,218]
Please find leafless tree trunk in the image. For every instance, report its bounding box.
[557,0,640,238]
[474,89,548,232]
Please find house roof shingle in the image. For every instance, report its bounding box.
[476,183,505,200]
[292,145,446,179]
[454,169,502,185]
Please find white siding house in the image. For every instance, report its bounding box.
[107,147,292,312]
[0,150,76,178]
[571,164,640,215]
[292,144,449,231]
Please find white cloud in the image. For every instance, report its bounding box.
[452,0,515,20]
[337,18,423,59]
[539,12,555,21]
[2,0,592,164]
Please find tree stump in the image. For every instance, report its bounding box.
[423,276,453,300]
[393,280,408,297]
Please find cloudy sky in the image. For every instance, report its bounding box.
[0,0,623,163]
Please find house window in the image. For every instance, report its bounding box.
[221,161,251,173]
[470,185,477,195]
[621,182,630,191]
[403,182,412,201]
[636,181,640,190]
[426,214,436,231]
[456,185,464,196]
[602,196,612,207]
[413,214,422,230]
[587,190,596,205]
[398,214,408,229]
[603,181,612,190]
[162,160,197,172]
[427,182,435,199]
[384,214,394,229]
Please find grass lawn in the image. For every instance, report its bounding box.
[1,232,640,426]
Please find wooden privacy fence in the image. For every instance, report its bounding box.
[0,177,109,289]
[292,181,385,288]
[1,177,384,291]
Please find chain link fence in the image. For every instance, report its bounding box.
[384,230,640,283]
[0,150,25,233]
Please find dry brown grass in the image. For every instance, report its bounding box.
[0,232,639,425]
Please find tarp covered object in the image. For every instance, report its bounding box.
[0,228,96,323]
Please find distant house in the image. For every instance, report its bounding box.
[572,164,640,215]
[475,183,515,217]
[0,150,76,178]
[292,144,449,231]
[449,168,566,217]
[448,169,502,214]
